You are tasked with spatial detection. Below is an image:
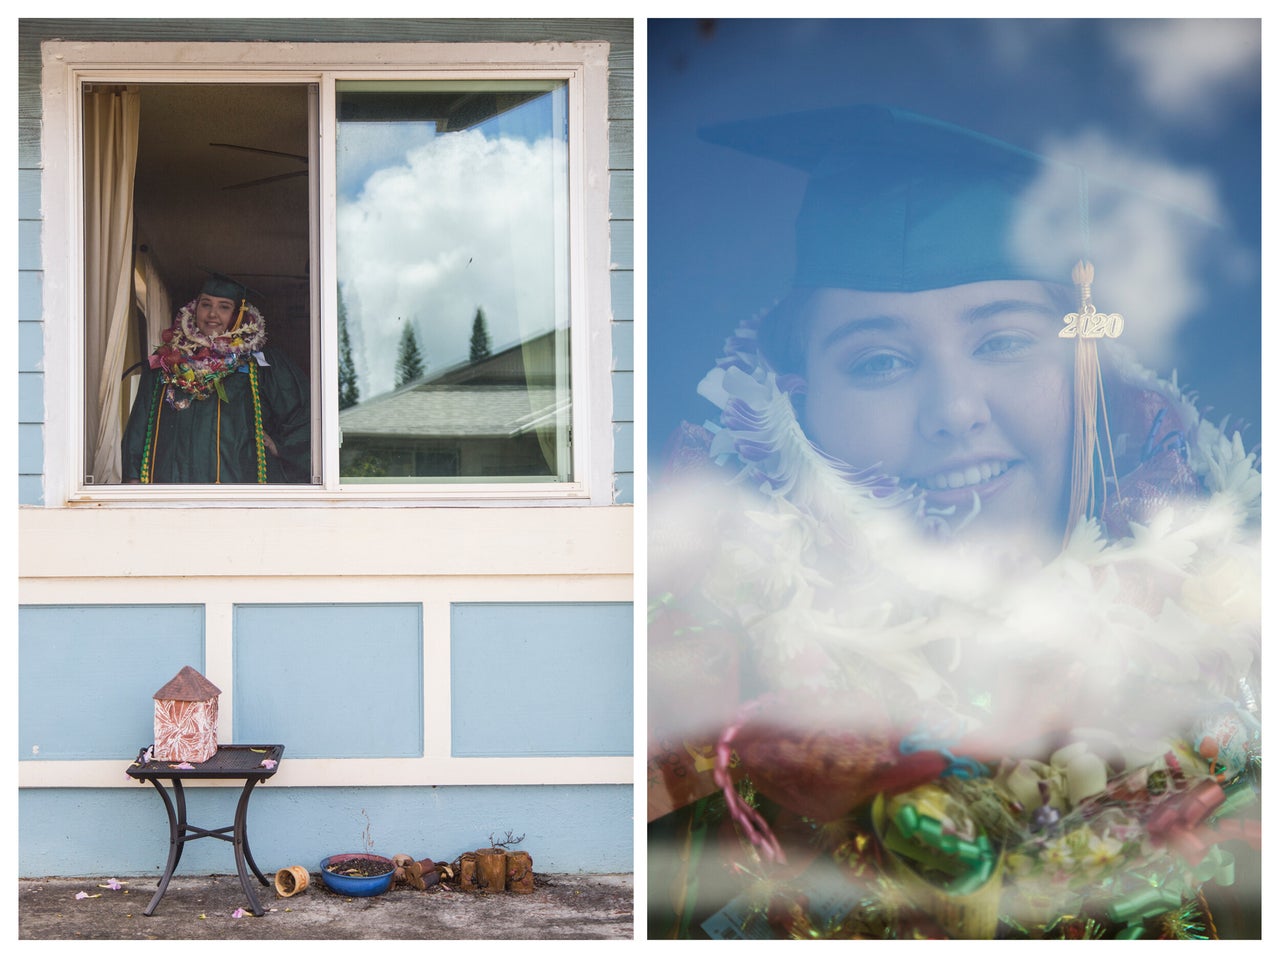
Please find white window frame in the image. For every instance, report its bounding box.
[40,41,613,507]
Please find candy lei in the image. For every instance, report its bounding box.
[138,374,165,484]
[248,360,267,483]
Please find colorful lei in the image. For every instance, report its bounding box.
[148,298,268,410]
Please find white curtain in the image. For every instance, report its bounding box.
[140,248,173,350]
[84,86,140,485]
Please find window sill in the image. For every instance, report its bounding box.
[64,482,600,508]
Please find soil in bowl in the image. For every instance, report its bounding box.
[325,856,394,879]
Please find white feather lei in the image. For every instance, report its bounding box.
[678,321,1260,754]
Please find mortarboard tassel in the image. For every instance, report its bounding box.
[1064,260,1120,547]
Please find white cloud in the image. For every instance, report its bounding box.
[1106,19,1260,124]
[337,128,568,397]
[981,19,1069,71]
[1010,129,1225,370]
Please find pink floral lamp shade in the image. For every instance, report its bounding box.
[152,665,221,763]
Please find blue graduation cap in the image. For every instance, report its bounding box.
[702,105,1137,294]
[198,268,260,304]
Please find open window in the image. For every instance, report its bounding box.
[85,82,316,486]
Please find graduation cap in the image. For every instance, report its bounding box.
[700,104,1209,295]
[198,268,261,305]
[197,268,263,335]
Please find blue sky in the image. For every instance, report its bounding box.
[647,19,1261,469]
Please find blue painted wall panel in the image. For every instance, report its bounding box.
[612,320,633,372]
[18,783,632,877]
[233,604,423,758]
[614,472,634,505]
[19,168,41,218]
[612,370,634,421]
[610,271,633,322]
[19,270,42,323]
[609,170,633,219]
[18,423,42,474]
[609,220,633,270]
[18,219,40,271]
[18,371,43,421]
[450,603,632,757]
[613,422,634,473]
[18,606,205,760]
[19,321,43,373]
[18,474,43,505]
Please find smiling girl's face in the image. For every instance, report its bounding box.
[195,294,237,338]
[798,280,1074,551]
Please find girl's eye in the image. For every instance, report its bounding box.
[975,332,1034,357]
[847,351,912,380]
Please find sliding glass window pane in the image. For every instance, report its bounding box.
[336,80,571,483]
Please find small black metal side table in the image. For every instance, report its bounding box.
[126,744,284,917]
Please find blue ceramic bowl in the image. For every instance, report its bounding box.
[320,854,396,896]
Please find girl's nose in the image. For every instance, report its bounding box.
[917,366,991,441]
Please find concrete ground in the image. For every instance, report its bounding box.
[18,872,634,940]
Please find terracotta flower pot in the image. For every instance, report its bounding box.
[274,865,310,897]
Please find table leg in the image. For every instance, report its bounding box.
[241,826,269,885]
[143,779,182,917]
[172,780,189,873]
[232,778,267,916]
[237,779,269,884]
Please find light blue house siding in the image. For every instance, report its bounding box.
[17,18,634,880]
[20,785,633,877]
[18,601,633,874]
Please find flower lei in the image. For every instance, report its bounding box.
[653,314,1261,939]
[137,298,271,483]
[149,298,268,410]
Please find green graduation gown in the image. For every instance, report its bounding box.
[121,347,311,484]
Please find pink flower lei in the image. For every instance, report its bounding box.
[149,298,268,407]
